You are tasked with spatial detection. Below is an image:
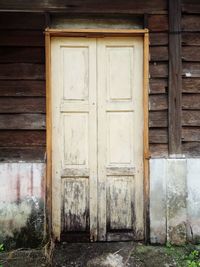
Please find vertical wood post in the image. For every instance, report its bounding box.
[168,0,182,156]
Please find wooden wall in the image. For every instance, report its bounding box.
[0,0,200,160]
[0,13,46,161]
[181,1,200,156]
[149,14,168,157]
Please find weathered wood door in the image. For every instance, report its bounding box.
[51,36,144,242]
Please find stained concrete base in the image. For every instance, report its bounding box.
[150,158,200,244]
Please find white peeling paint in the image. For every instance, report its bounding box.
[187,159,200,242]
[150,158,200,244]
[167,159,187,245]
[0,163,45,241]
[150,159,167,244]
[0,163,45,202]
[0,199,32,238]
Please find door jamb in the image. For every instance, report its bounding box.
[45,28,150,242]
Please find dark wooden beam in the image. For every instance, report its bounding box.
[0,0,167,14]
[168,0,182,156]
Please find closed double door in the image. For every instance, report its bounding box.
[51,36,144,241]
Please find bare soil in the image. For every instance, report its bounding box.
[0,242,198,267]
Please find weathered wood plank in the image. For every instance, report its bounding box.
[150,79,167,94]
[182,94,200,109]
[0,47,45,63]
[183,63,200,78]
[148,15,168,32]
[0,63,45,80]
[182,15,200,31]
[0,30,44,47]
[0,97,45,113]
[149,94,168,110]
[182,47,200,62]
[182,0,200,14]
[150,144,168,157]
[0,13,45,30]
[0,114,46,129]
[182,127,200,142]
[182,142,200,156]
[0,1,167,13]
[168,0,182,155]
[149,128,168,143]
[0,147,45,162]
[182,33,200,46]
[149,111,168,127]
[150,63,168,78]
[150,46,168,61]
[0,80,45,96]
[150,33,168,46]
[0,130,46,146]
[182,110,200,126]
[182,78,200,93]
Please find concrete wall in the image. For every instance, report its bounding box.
[150,159,200,244]
[0,163,45,249]
[1,160,200,247]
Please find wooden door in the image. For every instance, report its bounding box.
[51,36,144,242]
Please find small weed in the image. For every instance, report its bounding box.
[185,250,200,267]
[0,244,4,252]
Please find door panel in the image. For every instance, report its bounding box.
[51,36,144,242]
[97,38,144,241]
[51,38,97,241]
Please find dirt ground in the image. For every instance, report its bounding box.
[0,242,199,267]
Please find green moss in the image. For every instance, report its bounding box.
[1,198,45,250]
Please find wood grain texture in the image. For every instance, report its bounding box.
[0,30,44,47]
[182,0,200,14]
[148,15,168,32]
[168,0,182,155]
[149,128,168,143]
[0,130,46,146]
[183,63,200,78]
[182,94,200,109]
[0,0,167,13]
[150,33,168,46]
[0,97,45,113]
[150,46,168,61]
[0,80,45,96]
[182,47,200,62]
[0,47,45,63]
[182,33,200,46]
[150,79,167,94]
[182,15,200,31]
[0,114,46,129]
[0,63,45,80]
[0,147,45,162]
[150,63,168,78]
[149,111,168,127]
[182,78,200,93]
[182,142,200,156]
[182,127,200,142]
[149,94,168,110]
[182,111,200,126]
[150,144,168,157]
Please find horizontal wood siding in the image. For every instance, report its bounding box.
[181,1,200,156]
[0,0,200,160]
[149,13,169,157]
[0,13,45,161]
